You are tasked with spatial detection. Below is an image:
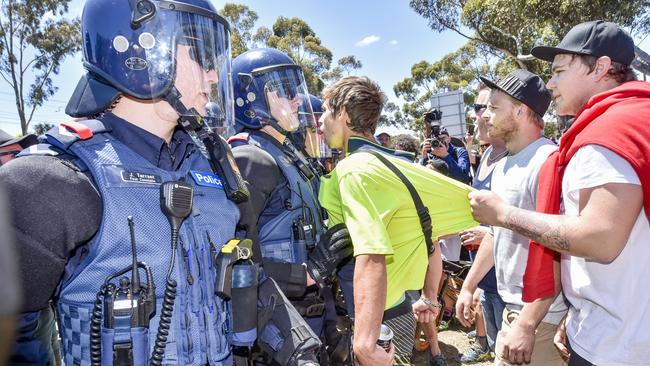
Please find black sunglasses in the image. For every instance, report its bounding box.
[473,104,487,112]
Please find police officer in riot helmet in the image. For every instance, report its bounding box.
[288,94,332,176]
[229,48,353,363]
[1,0,249,364]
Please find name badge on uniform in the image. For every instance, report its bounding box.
[190,170,224,189]
[121,170,162,185]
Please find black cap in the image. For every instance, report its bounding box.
[531,21,635,66]
[480,69,552,118]
[0,129,38,149]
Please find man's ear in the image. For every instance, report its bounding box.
[593,56,613,81]
[515,104,524,119]
[339,106,351,126]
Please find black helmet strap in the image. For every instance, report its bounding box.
[163,86,204,133]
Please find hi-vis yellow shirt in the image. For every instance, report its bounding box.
[319,139,478,309]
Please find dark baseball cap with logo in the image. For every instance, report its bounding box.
[480,69,552,118]
[531,20,635,66]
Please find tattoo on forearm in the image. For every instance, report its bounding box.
[504,208,571,252]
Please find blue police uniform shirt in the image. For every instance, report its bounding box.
[100,113,195,171]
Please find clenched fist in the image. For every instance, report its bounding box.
[468,190,510,227]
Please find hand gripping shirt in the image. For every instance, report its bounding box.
[319,138,477,309]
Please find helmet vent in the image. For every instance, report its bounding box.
[113,36,130,53]
[138,33,156,49]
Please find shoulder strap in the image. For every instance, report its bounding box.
[45,119,110,151]
[364,150,435,256]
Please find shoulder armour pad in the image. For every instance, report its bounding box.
[16,143,63,157]
[45,119,110,151]
[227,132,250,147]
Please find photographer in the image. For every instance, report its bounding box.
[419,121,471,184]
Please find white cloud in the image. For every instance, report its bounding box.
[355,35,381,47]
[388,40,398,46]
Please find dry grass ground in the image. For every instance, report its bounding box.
[412,322,493,366]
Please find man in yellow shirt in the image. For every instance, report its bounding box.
[318,76,477,365]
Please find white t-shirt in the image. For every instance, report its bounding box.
[491,137,568,325]
[440,235,461,262]
[561,145,650,365]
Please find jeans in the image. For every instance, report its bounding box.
[480,290,505,351]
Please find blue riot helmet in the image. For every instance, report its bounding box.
[232,48,314,136]
[309,95,323,117]
[71,0,235,137]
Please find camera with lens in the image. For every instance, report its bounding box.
[424,108,443,126]
[423,109,446,151]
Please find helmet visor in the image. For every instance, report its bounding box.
[258,67,314,133]
[150,5,235,137]
[296,110,321,158]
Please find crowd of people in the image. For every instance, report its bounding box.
[0,1,648,365]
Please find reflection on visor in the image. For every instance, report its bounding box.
[179,37,217,72]
[267,79,300,100]
[178,19,224,73]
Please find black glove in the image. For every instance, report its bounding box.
[306,224,353,287]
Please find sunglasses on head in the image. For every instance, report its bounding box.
[473,103,487,112]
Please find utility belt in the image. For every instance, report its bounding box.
[290,286,325,318]
[92,226,259,366]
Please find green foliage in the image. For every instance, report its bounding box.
[321,55,363,84]
[393,41,510,131]
[409,0,649,79]
[396,0,650,133]
[264,16,333,94]
[219,3,259,58]
[379,101,408,127]
[31,122,54,136]
[219,5,352,95]
[543,121,560,141]
[0,0,81,134]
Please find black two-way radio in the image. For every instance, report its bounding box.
[150,181,194,366]
[89,217,156,366]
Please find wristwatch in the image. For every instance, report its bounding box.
[420,296,442,310]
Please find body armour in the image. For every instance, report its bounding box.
[237,132,323,265]
[43,120,240,366]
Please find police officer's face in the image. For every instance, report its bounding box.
[319,100,347,150]
[175,44,218,116]
[267,91,302,132]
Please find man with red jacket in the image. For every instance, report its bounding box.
[469,21,650,366]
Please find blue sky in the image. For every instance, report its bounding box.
[0,0,648,136]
